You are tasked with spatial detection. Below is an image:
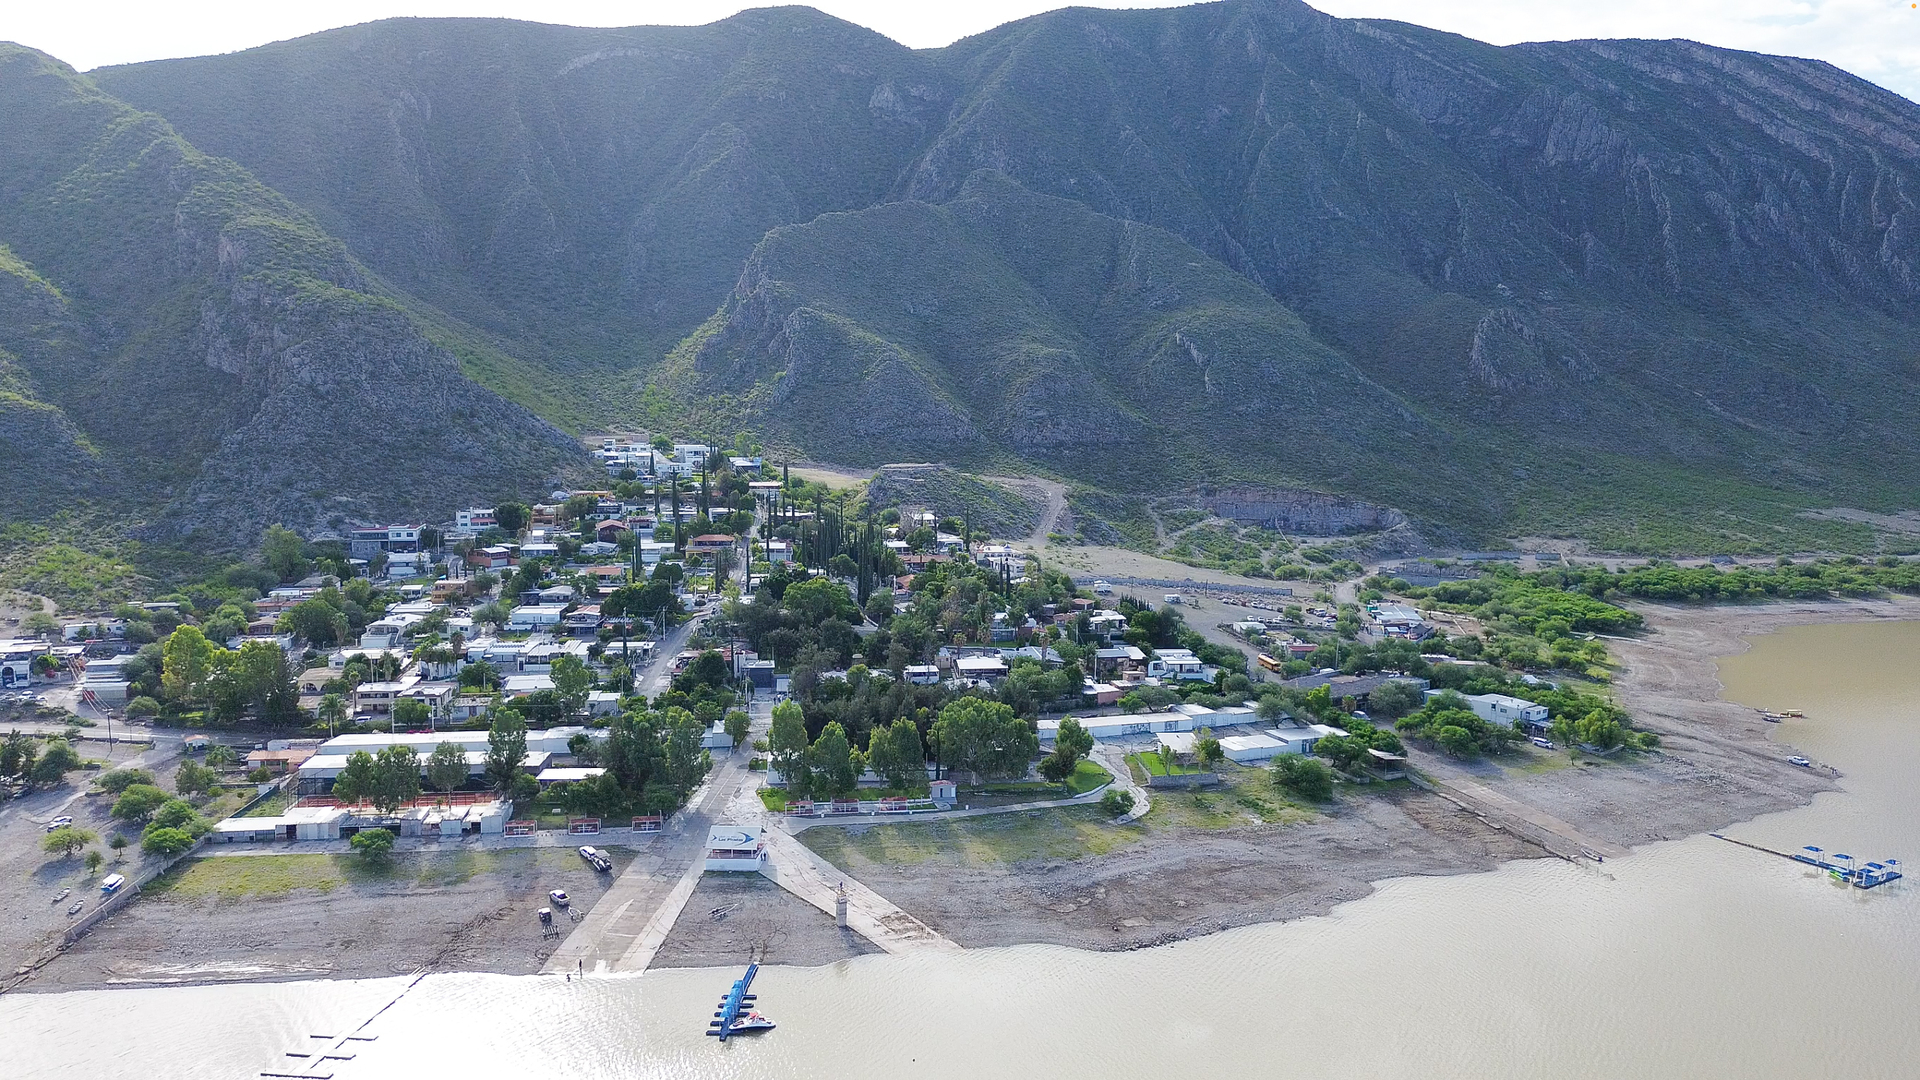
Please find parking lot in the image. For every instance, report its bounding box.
[0,736,177,987]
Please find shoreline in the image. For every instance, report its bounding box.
[745,598,1919,958]
[16,599,1918,990]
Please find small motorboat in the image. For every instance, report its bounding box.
[723,1010,776,1035]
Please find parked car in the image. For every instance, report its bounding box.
[46,816,73,831]
[1530,737,1556,750]
[578,846,612,872]
[549,889,570,907]
[1788,756,1813,768]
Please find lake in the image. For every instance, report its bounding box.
[7,620,1917,1079]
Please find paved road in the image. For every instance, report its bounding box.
[1090,742,1152,823]
[757,827,958,955]
[543,698,762,974]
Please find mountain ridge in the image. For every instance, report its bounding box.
[0,0,1910,553]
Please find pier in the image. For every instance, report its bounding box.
[1711,835,1903,889]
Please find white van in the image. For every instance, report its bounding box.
[1163,594,1183,605]
[100,873,126,894]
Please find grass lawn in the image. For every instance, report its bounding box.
[1144,764,1317,829]
[1126,751,1202,778]
[759,788,787,812]
[239,791,295,818]
[144,848,582,900]
[1064,758,1110,795]
[800,805,1143,868]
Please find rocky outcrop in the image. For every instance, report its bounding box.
[1200,488,1407,535]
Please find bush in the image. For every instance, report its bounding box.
[141,827,196,855]
[125,696,161,718]
[1272,755,1334,801]
[174,760,219,796]
[247,766,274,783]
[111,783,171,822]
[1099,789,1135,817]
[96,768,156,794]
[350,829,396,858]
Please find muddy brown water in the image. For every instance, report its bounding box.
[6,621,1918,1079]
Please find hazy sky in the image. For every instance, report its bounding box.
[4,1,1918,101]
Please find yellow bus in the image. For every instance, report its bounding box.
[1257,653,1282,673]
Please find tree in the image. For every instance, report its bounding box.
[329,751,380,806]
[551,654,593,719]
[42,825,97,858]
[84,849,104,873]
[0,729,35,779]
[427,741,470,796]
[350,828,396,859]
[160,626,217,706]
[261,525,309,582]
[808,722,858,797]
[21,611,59,641]
[767,699,812,794]
[1053,717,1094,767]
[1367,680,1424,719]
[484,708,529,793]
[1194,731,1225,771]
[392,698,432,730]
[865,718,925,790]
[723,709,751,751]
[1435,725,1477,758]
[317,693,347,736]
[30,739,83,786]
[173,760,219,796]
[493,502,531,535]
[204,744,237,768]
[149,798,205,833]
[370,746,422,814]
[931,698,1038,782]
[141,827,196,855]
[111,783,171,822]
[95,767,155,794]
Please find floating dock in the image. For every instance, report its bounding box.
[1712,835,1903,889]
[708,963,760,1041]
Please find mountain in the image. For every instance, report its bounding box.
[5,0,1913,552]
[0,44,592,545]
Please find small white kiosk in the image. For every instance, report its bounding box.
[704,825,767,871]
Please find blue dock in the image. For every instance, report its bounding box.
[707,963,760,1041]
[1712,835,1903,889]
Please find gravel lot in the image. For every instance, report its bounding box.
[652,872,879,970]
[22,846,635,991]
[0,738,172,987]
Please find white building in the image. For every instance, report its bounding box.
[1431,691,1551,732]
[0,639,48,688]
[1037,709,1211,743]
[1219,732,1286,763]
[704,825,766,871]
[1147,649,1210,681]
[507,604,567,632]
